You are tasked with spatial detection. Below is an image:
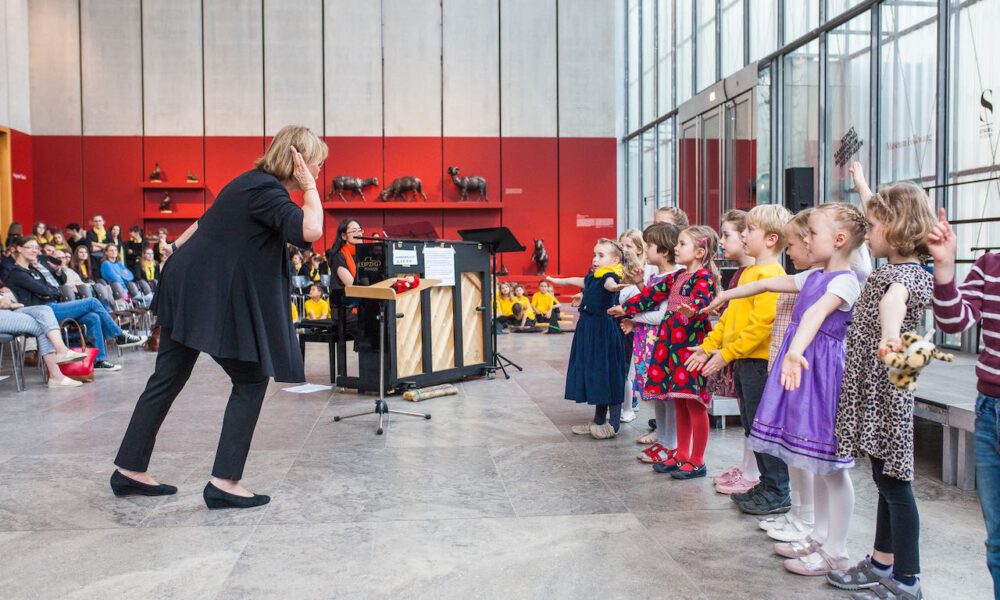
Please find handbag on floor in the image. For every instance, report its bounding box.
[58,318,98,383]
[144,325,161,352]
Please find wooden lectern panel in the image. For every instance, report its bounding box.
[430,286,456,371]
[395,291,423,377]
[461,273,485,365]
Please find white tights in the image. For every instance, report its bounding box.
[740,439,761,481]
[788,466,816,526]
[813,469,855,558]
[655,400,677,448]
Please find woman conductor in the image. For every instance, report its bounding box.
[111,126,326,509]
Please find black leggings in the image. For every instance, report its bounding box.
[870,455,920,576]
[593,404,623,432]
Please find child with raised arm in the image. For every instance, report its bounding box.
[548,239,629,440]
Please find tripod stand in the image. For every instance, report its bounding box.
[333,304,430,435]
[457,227,525,380]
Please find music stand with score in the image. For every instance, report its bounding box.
[457,226,526,379]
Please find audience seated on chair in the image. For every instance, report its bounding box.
[0,285,87,388]
[101,245,153,307]
[4,236,145,372]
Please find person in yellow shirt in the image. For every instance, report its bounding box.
[531,280,562,333]
[510,283,537,329]
[686,204,793,515]
[494,281,516,333]
[303,284,331,320]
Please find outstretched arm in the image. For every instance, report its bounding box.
[701,275,797,315]
[878,282,910,355]
[545,276,586,289]
[849,161,874,202]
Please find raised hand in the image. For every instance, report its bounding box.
[848,161,870,197]
[289,145,317,192]
[700,292,728,316]
[927,207,957,264]
[620,319,635,334]
[780,351,809,391]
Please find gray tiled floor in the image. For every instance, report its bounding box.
[0,332,992,599]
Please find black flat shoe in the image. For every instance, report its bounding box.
[203,482,270,510]
[110,470,178,497]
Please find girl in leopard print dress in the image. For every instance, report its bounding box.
[830,164,936,600]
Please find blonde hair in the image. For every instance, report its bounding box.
[596,238,625,264]
[784,208,813,242]
[746,204,794,252]
[655,206,690,228]
[619,228,646,257]
[622,249,644,280]
[721,209,748,233]
[815,201,868,249]
[254,125,329,181]
[864,182,936,258]
[681,225,720,282]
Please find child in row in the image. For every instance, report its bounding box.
[618,229,647,423]
[611,226,719,479]
[827,164,936,599]
[927,205,1000,599]
[708,202,869,578]
[688,204,793,511]
[708,209,759,495]
[758,209,817,543]
[550,239,628,439]
[620,223,682,461]
[510,283,537,329]
[531,280,563,334]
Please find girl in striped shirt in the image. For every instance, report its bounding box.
[927,208,1000,599]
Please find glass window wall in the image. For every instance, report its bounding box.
[642,130,657,228]
[785,0,820,42]
[696,1,717,92]
[750,0,778,61]
[627,0,640,133]
[782,40,820,211]
[642,0,656,124]
[721,0,745,78]
[825,11,871,204]
[676,0,693,104]
[656,0,673,116]
[658,120,675,211]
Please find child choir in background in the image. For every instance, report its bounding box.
[549,164,954,600]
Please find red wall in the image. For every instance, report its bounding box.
[24,134,617,275]
[10,129,34,225]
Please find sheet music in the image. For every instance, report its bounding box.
[422,246,456,286]
[393,248,418,267]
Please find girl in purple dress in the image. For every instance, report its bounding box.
[703,202,869,577]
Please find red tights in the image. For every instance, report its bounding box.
[674,397,709,467]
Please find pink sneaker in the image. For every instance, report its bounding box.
[712,466,741,485]
[714,474,760,495]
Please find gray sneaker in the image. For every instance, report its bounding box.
[850,576,922,600]
[827,556,889,591]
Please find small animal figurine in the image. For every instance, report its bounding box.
[380,176,428,202]
[531,239,549,276]
[390,275,421,294]
[186,171,198,183]
[149,162,163,182]
[330,176,379,202]
[447,166,488,201]
[881,329,955,391]
[159,191,173,214]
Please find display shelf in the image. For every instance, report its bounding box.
[142,206,204,220]
[141,181,206,190]
[322,201,502,210]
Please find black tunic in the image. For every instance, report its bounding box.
[153,169,309,382]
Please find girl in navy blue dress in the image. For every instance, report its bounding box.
[547,239,628,440]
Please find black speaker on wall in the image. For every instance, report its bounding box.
[784,167,814,212]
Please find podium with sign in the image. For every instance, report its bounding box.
[334,237,493,393]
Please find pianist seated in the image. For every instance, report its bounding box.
[325,218,364,288]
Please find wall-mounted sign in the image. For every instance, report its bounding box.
[12,173,26,181]
[980,89,994,139]
[834,126,863,167]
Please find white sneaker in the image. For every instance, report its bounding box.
[571,423,593,435]
[759,514,791,531]
[48,376,83,388]
[590,422,618,439]
[54,350,87,364]
[620,409,637,423]
[767,514,813,542]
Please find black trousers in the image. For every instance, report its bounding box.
[733,358,790,499]
[115,327,269,480]
[870,455,921,576]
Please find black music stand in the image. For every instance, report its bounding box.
[458,226,526,379]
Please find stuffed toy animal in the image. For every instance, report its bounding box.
[390,275,420,294]
[881,330,954,392]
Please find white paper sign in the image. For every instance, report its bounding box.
[422,246,456,287]
[283,384,333,394]
[392,248,418,267]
